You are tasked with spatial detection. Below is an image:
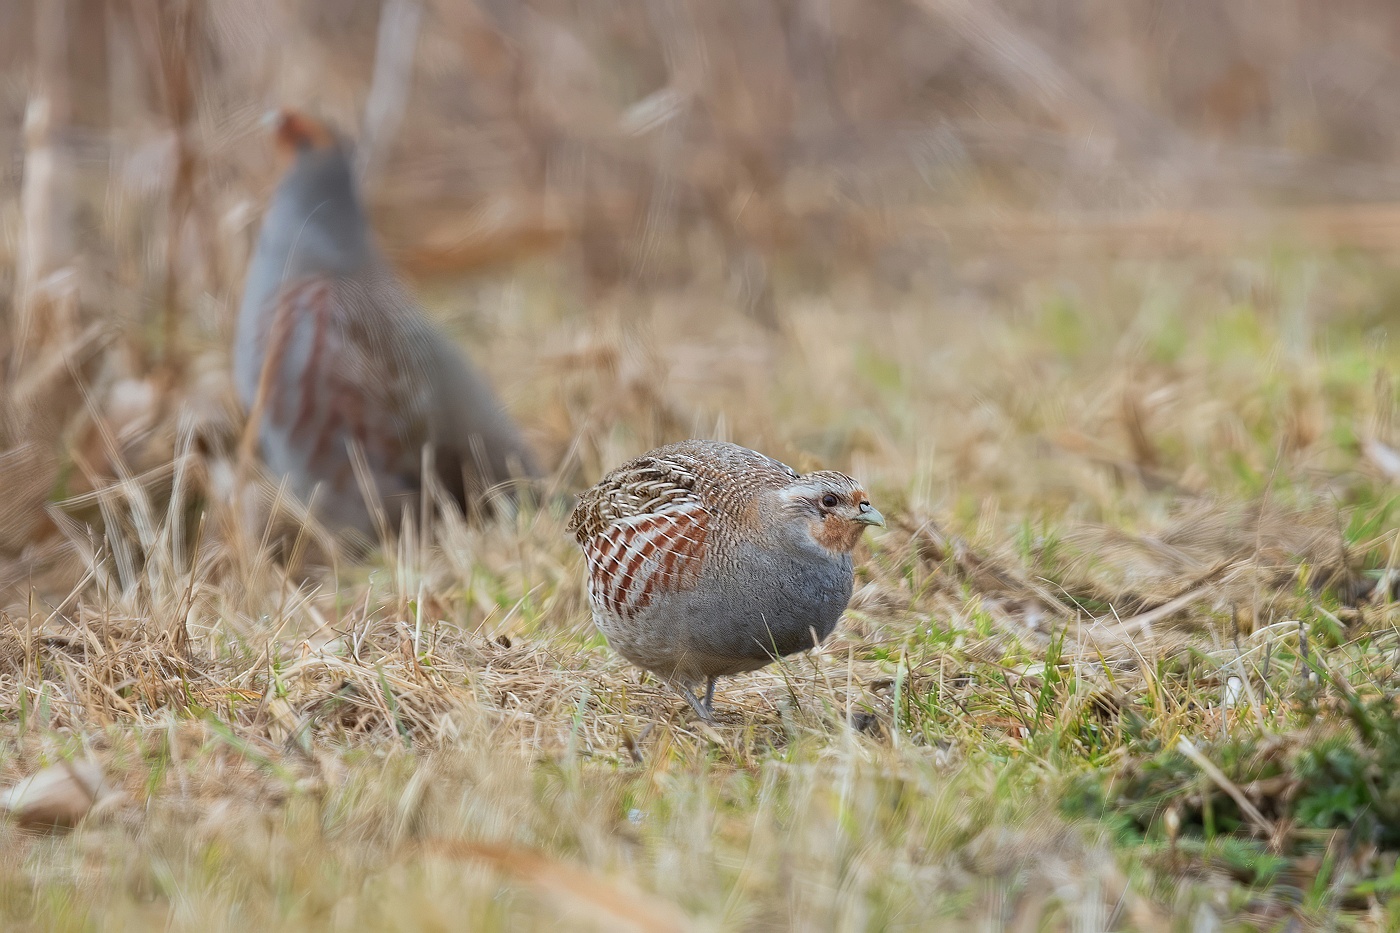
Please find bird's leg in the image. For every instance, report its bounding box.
[664,678,714,723]
[702,677,717,717]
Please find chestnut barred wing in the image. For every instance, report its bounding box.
[582,501,712,621]
[259,277,425,503]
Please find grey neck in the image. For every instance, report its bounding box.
[256,147,373,279]
[763,498,836,564]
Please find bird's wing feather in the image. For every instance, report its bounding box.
[568,443,798,542]
[259,277,423,494]
[568,454,704,541]
[582,500,711,620]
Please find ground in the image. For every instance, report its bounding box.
[4,238,1400,931]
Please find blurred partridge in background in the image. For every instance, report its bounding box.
[234,110,540,537]
[569,440,883,719]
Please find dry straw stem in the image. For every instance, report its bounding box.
[1175,737,1274,838]
[358,0,422,187]
[12,0,78,370]
[126,0,222,367]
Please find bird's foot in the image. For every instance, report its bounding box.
[666,678,716,723]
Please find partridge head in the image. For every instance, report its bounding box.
[569,440,883,720]
[234,109,539,539]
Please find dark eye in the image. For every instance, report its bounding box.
[820,493,839,508]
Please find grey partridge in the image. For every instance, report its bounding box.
[234,110,539,537]
[568,440,884,720]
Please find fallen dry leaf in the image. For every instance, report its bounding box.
[427,838,692,933]
[0,757,108,830]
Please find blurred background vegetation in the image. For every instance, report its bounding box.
[8,0,1400,544]
[8,0,1400,348]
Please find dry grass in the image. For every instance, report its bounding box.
[2,245,1400,929]
[6,1,1400,929]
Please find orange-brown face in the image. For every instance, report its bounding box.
[780,473,884,554]
[270,109,337,164]
[810,485,884,553]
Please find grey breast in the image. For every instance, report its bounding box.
[664,542,854,678]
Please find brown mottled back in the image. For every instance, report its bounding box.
[567,439,798,544]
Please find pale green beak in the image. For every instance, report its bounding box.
[854,504,885,527]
